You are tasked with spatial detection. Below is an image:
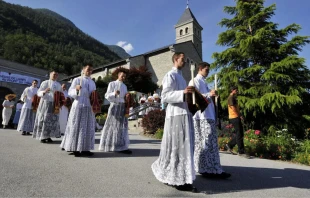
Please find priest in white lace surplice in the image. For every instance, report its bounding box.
[59,84,70,135]
[190,62,231,179]
[99,71,132,154]
[60,65,96,157]
[151,52,197,192]
[17,80,38,135]
[33,71,62,143]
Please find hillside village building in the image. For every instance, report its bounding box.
[62,7,204,89]
[0,58,69,123]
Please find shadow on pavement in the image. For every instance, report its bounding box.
[129,139,161,144]
[90,148,160,158]
[194,165,310,194]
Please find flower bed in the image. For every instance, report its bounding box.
[218,123,310,166]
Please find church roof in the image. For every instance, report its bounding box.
[175,7,202,29]
[60,41,199,81]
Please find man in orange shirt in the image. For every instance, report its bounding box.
[226,86,248,158]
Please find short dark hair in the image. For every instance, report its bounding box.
[198,62,210,70]
[50,70,58,74]
[84,63,93,68]
[172,52,185,63]
[32,80,38,83]
[230,86,238,92]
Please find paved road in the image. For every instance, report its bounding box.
[1,127,310,197]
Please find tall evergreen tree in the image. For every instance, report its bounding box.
[211,0,310,137]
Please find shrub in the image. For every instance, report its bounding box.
[96,113,107,120]
[261,129,298,160]
[141,109,165,134]
[217,121,235,138]
[154,128,164,139]
[218,136,231,151]
[244,129,262,156]
[293,139,310,165]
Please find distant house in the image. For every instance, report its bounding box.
[0,58,69,122]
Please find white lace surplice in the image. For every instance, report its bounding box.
[98,80,129,152]
[33,80,62,140]
[191,74,223,174]
[151,67,196,185]
[59,90,69,135]
[60,76,96,151]
[17,86,38,132]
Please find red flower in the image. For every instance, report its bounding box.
[225,124,233,129]
[255,130,260,135]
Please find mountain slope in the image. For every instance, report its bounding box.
[34,8,76,28]
[106,45,131,59]
[0,1,121,75]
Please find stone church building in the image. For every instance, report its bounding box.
[62,7,204,88]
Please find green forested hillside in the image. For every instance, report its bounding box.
[0,1,122,75]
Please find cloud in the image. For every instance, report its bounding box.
[116,41,134,53]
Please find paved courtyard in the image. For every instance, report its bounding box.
[0,127,310,197]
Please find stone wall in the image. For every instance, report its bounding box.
[145,50,175,86]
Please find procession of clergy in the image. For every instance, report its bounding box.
[2,52,231,193]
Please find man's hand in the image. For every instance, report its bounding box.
[184,86,194,94]
[44,88,51,93]
[210,90,218,97]
[115,90,120,95]
[76,85,81,91]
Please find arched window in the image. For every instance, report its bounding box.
[185,27,189,34]
[180,29,183,36]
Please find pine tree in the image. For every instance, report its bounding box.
[212,0,310,137]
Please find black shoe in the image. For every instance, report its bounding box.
[46,138,53,143]
[201,172,231,179]
[175,184,198,193]
[238,153,251,159]
[118,149,132,154]
[73,151,82,157]
[26,132,31,135]
[22,132,26,135]
[81,151,94,156]
[61,148,65,151]
[40,139,47,143]
[225,144,236,155]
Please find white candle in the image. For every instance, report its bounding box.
[190,64,196,104]
[78,70,83,96]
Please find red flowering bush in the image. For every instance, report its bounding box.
[141,109,165,134]
[217,122,236,150]
[244,129,262,156]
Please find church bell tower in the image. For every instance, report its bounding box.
[175,4,203,58]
